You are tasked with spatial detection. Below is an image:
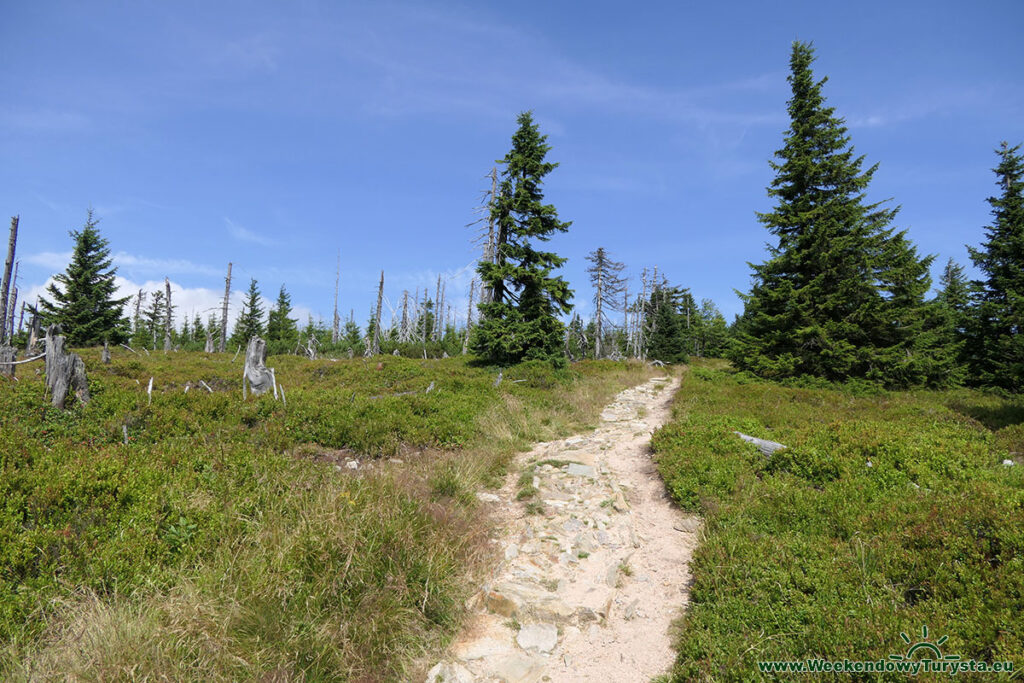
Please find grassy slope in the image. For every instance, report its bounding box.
[0,350,653,681]
[652,361,1024,681]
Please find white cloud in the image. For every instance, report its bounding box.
[225,217,277,246]
[23,250,220,278]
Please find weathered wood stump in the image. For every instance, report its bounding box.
[0,345,15,378]
[102,341,111,364]
[242,337,275,398]
[204,332,214,353]
[44,326,89,409]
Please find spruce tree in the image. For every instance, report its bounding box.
[38,210,129,345]
[230,278,265,346]
[266,284,298,353]
[472,111,573,365]
[967,142,1024,390]
[143,289,167,349]
[644,286,687,364]
[731,42,934,385]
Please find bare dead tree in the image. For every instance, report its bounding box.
[332,249,340,344]
[17,301,26,336]
[371,270,384,356]
[399,290,410,343]
[163,277,172,352]
[102,341,111,364]
[5,260,18,341]
[466,168,499,306]
[219,262,232,352]
[433,275,442,342]
[462,277,476,355]
[0,216,18,343]
[586,247,627,359]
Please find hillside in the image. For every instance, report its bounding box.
[0,349,653,680]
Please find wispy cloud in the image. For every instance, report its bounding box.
[23,250,220,278]
[225,217,276,246]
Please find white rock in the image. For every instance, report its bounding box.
[346,460,359,469]
[1003,459,1016,466]
[425,661,474,683]
[516,623,559,653]
[476,492,501,503]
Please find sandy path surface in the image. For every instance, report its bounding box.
[427,376,700,683]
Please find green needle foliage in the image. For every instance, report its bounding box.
[731,42,947,387]
[473,111,573,365]
[229,278,264,347]
[37,209,129,346]
[967,141,1024,391]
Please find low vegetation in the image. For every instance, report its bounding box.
[653,361,1023,680]
[0,350,652,680]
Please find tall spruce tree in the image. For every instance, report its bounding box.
[230,278,265,346]
[266,284,298,353]
[472,111,573,364]
[644,285,687,363]
[731,41,936,385]
[967,142,1024,390]
[38,210,129,345]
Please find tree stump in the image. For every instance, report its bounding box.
[0,345,15,379]
[242,337,275,398]
[44,326,90,409]
[102,341,111,364]
[204,332,214,353]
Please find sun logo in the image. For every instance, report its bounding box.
[889,625,960,664]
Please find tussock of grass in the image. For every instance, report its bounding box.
[653,360,1024,680]
[0,351,652,680]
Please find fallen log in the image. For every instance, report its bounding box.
[734,431,787,457]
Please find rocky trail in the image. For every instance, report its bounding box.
[427,375,700,683]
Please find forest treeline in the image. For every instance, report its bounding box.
[3,42,1021,391]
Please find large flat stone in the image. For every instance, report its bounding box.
[516,622,558,653]
[566,463,596,478]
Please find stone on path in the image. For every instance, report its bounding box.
[516,623,558,653]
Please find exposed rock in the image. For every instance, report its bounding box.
[516,623,558,653]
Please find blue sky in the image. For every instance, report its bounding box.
[2,0,1022,331]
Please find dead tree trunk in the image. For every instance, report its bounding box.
[163,277,172,351]
[433,275,442,342]
[102,341,111,364]
[462,277,476,355]
[45,326,89,409]
[371,271,384,356]
[332,250,341,344]
[26,309,41,355]
[242,336,275,398]
[0,345,15,379]
[0,216,18,344]
[17,301,25,336]
[219,262,232,353]
[204,331,214,353]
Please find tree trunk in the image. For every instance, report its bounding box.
[463,277,476,355]
[102,340,111,364]
[219,262,232,352]
[332,250,340,344]
[26,310,41,355]
[0,345,15,379]
[371,271,384,355]
[163,277,172,351]
[45,326,89,409]
[0,216,18,344]
[242,336,275,397]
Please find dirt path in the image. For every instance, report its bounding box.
[427,376,700,683]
